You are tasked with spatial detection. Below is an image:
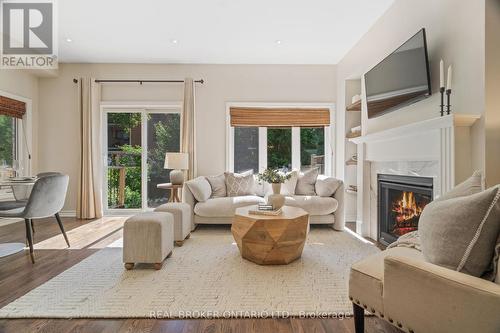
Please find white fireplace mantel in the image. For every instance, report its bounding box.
[349,114,480,238]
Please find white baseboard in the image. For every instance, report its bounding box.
[59,210,76,217]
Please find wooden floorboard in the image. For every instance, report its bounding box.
[0,217,400,333]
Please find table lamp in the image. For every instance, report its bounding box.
[164,152,189,185]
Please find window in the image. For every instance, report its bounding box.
[234,127,259,174]
[267,128,291,170]
[300,127,325,174]
[227,105,333,175]
[0,115,17,167]
[104,108,181,212]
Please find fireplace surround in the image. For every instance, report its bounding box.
[378,174,433,246]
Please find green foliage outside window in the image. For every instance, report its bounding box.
[0,115,15,166]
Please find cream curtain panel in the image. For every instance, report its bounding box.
[181,78,196,180]
[77,78,103,219]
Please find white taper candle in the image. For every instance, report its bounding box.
[440,60,444,88]
[446,65,452,91]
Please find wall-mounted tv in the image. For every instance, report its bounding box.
[364,28,431,119]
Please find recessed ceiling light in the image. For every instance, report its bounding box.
[275,40,282,45]
[65,38,73,43]
[171,39,178,44]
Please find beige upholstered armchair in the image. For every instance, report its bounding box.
[349,247,500,333]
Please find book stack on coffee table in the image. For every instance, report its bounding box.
[248,204,283,216]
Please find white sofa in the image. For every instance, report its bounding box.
[182,175,344,230]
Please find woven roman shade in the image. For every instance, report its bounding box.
[230,107,330,127]
[0,95,26,118]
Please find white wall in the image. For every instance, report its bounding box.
[335,0,486,181]
[38,63,336,211]
[485,0,500,186]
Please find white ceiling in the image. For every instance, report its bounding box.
[58,0,394,64]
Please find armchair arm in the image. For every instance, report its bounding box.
[383,255,500,333]
[332,181,344,231]
[182,183,197,230]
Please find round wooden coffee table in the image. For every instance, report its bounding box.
[231,205,309,265]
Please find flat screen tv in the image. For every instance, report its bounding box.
[365,28,431,119]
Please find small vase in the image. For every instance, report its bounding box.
[268,183,285,209]
[271,183,281,194]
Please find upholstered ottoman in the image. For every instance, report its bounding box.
[123,212,174,270]
[154,202,191,246]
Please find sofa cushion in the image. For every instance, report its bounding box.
[282,171,298,195]
[349,247,424,314]
[419,185,500,277]
[185,177,212,202]
[284,195,338,215]
[295,168,319,195]
[225,172,255,197]
[194,196,265,217]
[315,176,342,197]
[206,174,226,198]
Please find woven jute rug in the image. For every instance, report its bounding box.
[0,227,379,318]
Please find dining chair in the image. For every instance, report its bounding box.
[0,174,70,263]
[11,172,62,202]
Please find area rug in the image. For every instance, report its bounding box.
[0,227,379,318]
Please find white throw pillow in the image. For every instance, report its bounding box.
[206,174,226,198]
[225,172,255,197]
[315,176,342,197]
[281,171,298,196]
[295,168,319,195]
[186,177,212,202]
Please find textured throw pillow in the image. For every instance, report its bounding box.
[224,172,255,197]
[281,171,298,196]
[419,185,500,277]
[206,174,226,198]
[436,170,483,202]
[185,177,212,202]
[295,168,319,195]
[315,176,342,197]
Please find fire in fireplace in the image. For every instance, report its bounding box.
[378,174,433,246]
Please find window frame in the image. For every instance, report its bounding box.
[0,89,32,176]
[101,102,182,215]
[226,102,335,176]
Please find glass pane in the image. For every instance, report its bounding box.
[0,115,16,167]
[300,127,325,174]
[234,127,259,174]
[267,128,291,171]
[147,113,181,208]
[106,112,142,209]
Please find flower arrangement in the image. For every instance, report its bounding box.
[257,168,291,184]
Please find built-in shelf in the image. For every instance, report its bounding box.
[346,131,361,139]
[346,99,362,112]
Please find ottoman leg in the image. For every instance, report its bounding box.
[153,262,163,270]
[175,240,184,247]
[124,263,134,270]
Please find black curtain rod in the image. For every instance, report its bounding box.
[72,78,204,84]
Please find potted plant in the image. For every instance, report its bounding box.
[257,168,292,209]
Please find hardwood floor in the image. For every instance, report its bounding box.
[0,217,400,333]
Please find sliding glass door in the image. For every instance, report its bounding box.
[104,108,181,213]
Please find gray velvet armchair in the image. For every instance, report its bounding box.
[0,174,70,263]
